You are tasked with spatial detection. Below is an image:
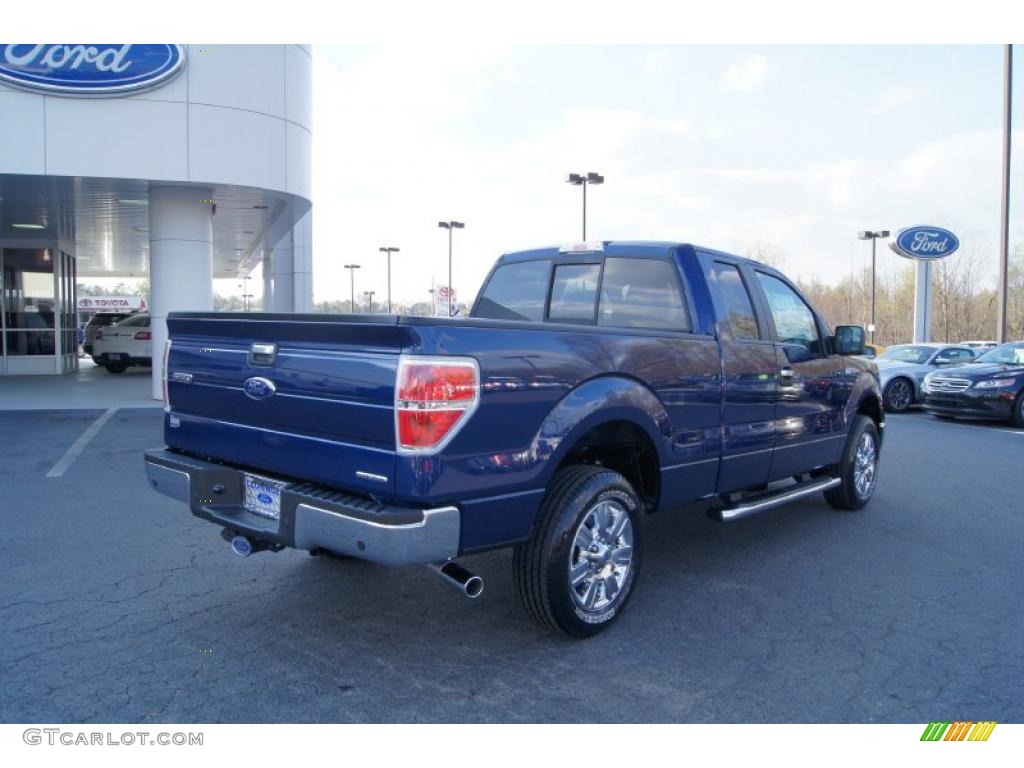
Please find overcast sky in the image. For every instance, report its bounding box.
[310,45,1023,307]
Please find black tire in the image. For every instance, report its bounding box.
[883,378,913,413]
[513,465,644,638]
[1013,393,1024,429]
[825,414,880,511]
[104,363,127,374]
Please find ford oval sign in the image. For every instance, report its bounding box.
[889,226,960,261]
[242,377,277,401]
[0,44,185,96]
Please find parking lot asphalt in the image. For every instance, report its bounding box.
[1,407,1021,723]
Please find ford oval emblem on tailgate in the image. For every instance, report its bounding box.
[243,377,277,400]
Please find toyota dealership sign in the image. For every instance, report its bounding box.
[78,296,146,312]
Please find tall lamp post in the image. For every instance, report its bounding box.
[379,246,400,314]
[344,263,360,313]
[438,221,465,317]
[857,230,890,343]
[364,290,376,314]
[996,44,1013,343]
[565,171,604,239]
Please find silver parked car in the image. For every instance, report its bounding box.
[876,343,976,412]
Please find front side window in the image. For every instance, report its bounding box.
[473,260,551,322]
[598,258,690,331]
[548,263,600,322]
[935,347,973,362]
[756,272,822,359]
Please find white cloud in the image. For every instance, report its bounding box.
[644,48,670,76]
[718,54,768,91]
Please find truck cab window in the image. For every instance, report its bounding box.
[473,260,551,321]
[755,272,822,359]
[708,262,760,340]
[548,263,600,322]
[598,258,690,331]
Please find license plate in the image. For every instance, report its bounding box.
[243,474,284,520]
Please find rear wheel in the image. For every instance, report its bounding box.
[104,362,127,374]
[883,378,913,413]
[513,465,644,638]
[825,415,880,511]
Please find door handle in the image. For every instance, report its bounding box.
[780,367,794,380]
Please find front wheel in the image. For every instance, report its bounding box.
[104,362,127,374]
[883,378,913,413]
[825,414,880,511]
[1012,393,1024,429]
[513,465,644,638]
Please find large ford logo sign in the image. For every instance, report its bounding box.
[889,226,960,261]
[242,377,277,401]
[0,44,185,96]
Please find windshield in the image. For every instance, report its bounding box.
[974,343,1024,365]
[878,345,933,364]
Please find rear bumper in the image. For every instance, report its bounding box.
[143,449,460,566]
[94,352,151,366]
[921,391,1013,421]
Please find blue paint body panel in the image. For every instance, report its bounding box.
[162,241,883,554]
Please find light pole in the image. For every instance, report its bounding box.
[857,230,890,344]
[379,246,400,314]
[344,264,360,313]
[438,221,465,317]
[364,290,376,314]
[996,44,1013,343]
[566,171,604,240]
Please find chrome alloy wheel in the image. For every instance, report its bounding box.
[853,431,878,499]
[887,379,912,411]
[568,499,634,612]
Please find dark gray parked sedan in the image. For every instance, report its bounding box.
[876,343,976,413]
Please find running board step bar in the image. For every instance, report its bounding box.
[709,476,841,522]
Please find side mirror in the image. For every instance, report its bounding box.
[833,325,865,356]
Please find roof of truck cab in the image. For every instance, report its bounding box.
[499,240,767,268]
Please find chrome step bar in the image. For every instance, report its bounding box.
[710,476,841,522]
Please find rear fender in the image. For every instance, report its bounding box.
[532,375,673,486]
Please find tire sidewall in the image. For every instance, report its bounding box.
[842,416,879,508]
[542,472,644,638]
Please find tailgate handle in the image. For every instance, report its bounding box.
[249,342,277,366]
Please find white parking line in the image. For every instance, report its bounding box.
[45,407,119,478]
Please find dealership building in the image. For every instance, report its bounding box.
[0,44,312,397]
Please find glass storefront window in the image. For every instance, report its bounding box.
[2,248,57,356]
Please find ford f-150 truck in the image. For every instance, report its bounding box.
[145,241,883,637]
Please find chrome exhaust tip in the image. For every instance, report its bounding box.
[428,561,484,599]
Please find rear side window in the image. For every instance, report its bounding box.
[549,263,600,322]
[598,258,689,331]
[474,260,551,321]
[708,262,760,340]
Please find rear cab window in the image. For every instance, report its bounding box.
[474,252,692,331]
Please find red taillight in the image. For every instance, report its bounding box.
[396,357,479,453]
[134,330,152,340]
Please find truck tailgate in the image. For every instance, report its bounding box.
[164,313,411,497]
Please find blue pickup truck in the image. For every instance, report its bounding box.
[145,241,883,637]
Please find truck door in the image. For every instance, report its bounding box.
[748,269,848,479]
[699,257,778,493]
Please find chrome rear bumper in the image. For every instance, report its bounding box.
[144,449,460,566]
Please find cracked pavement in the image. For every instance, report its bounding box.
[1,407,1021,723]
